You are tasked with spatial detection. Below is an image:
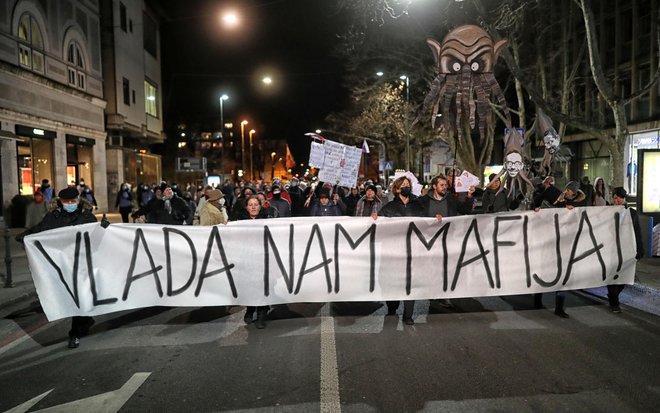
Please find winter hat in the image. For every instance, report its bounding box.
[160,182,172,192]
[365,184,377,194]
[271,184,281,194]
[207,189,223,201]
[612,187,627,199]
[319,188,331,198]
[58,186,79,200]
[565,181,579,194]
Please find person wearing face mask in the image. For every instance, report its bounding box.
[480,174,508,213]
[25,191,49,228]
[287,177,305,216]
[115,182,134,223]
[378,176,424,325]
[268,184,292,217]
[16,186,99,349]
[198,189,228,225]
[131,183,190,225]
[79,183,98,210]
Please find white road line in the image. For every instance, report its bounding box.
[319,304,341,413]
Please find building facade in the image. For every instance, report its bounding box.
[100,0,163,197]
[0,0,107,215]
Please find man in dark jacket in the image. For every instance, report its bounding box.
[16,186,99,349]
[131,183,190,225]
[268,184,291,217]
[607,187,644,313]
[418,174,474,220]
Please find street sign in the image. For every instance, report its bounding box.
[176,157,207,172]
[383,161,394,171]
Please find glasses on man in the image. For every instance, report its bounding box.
[505,161,524,168]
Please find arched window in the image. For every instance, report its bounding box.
[66,41,85,90]
[17,13,44,73]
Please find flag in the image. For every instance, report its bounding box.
[285,145,296,169]
[362,139,370,154]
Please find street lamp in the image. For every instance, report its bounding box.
[219,94,229,138]
[249,129,255,180]
[400,75,411,171]
[240,120,248,178]
[270,151,276,180]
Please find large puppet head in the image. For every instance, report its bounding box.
[491,128,534,198]
[418,25,510,142]
[536,109,561,177]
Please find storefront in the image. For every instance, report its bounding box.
[15,125,55,195]
[624,130,660,195]
[66,134,94,188]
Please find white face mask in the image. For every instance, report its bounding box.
[219,198,225,206]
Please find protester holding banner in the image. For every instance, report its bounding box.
[234,195,277,328]
[607,187,644,313]
[378,176,425,325]
[131,183,190,225]
[17,186,99,348]
[354,184,382,217]
[419,174,474,220]
[229,186,256,221]
[555,181,587,209]
[533,176,563,211]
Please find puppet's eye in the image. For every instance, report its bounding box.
[452,62,461,72]
[471,62,480,71]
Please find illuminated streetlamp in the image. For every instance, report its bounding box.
[222,11,239,27]
[240,120,248,177]
[249,129,256,180]
[262,76,272,85]
[219,94,229,138]
[270,151,276,180]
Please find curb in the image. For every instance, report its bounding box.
[582,283,660,316]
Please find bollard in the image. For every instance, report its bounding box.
[1,217,13,288]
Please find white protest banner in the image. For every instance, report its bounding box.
[308,141,325,168]
[317,139,362,187]
[24,206,637,321]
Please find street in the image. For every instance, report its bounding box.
[1,293,660,412]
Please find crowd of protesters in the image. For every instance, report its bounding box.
[15,169,645,347]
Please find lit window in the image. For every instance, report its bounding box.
[17,14,44,73]
[144,80,158,117]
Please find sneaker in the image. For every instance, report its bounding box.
[554,309,570,319]
[402,318,415,326]
[255,318,266,329]
[243,314,254,324]
[611,305,622,313]
[68,336,80,349]
[436,299,453,308]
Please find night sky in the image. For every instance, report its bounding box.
[159,0,351,163]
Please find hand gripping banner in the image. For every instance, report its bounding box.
[24,206,637,321]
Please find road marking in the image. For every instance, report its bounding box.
[5,372,151,413]
[319,304,341,413]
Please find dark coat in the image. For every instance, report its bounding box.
[533,185,563,209]
[311,199,345,216]
[481,188,509,213]
[418,193,473,217]
[132,196,190,225]
[629,207,645,260]
[16,202,97,242]
[378,195,425,217]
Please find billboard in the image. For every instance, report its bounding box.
[637,149,660,215]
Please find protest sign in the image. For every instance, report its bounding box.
[24,207,637,321]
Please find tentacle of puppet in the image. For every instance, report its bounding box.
[486,74,511,127]
[416,74,445,127]
[474,78,489,143]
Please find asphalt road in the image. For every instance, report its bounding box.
[1,293,660,412]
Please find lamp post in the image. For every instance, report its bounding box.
[400,75,410,171]
[219,94,228,175]
[249,129,255,180]
[270,151,276,180]
[240,120,248,178]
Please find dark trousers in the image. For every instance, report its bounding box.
[607,284,625,307]
[69,316,94,338]
[245,306,269,317]
[119,206,132,223]
[386,300,415,319]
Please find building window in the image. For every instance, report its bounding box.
[132,90,136,104]
[17,13,44,73]
[143,12,158,58]
[144,80,158,117]
[120,2,127,32]
[66,41,86,90]
[123,77,130,105]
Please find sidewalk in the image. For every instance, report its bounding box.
[1,213,659,317]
